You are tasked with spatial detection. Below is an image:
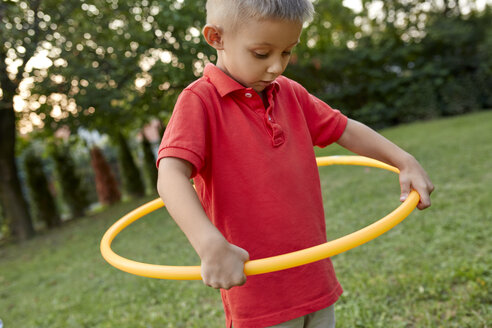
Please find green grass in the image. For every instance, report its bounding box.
[1,111,491,327]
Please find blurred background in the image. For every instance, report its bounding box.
[1,1,491,327]
[0,0,490,241]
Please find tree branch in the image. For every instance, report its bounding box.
[0,46,17,103]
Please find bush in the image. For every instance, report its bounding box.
[23,151,61,228]
[90,146,121,205]
[141,134,158,195]
[48,141,90,219]
[115,132,146,199]
[286,4,492,128]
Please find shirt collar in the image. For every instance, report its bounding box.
[203,63,280,98]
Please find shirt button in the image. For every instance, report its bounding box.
[244,92,253,98]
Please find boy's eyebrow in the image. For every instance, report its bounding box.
[251,40,300,47]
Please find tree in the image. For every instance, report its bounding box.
[30,0,210,137]
[0,0,62,240]
[287,0,491,128]
[27,0,209,202]
[0,0,207,240]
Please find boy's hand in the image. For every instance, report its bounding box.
[200,238,249,290]
[335,119,434,210]
[398,156,434,210]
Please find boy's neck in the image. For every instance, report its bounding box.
[213,60,270,109]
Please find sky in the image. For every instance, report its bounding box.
[343,0,364,12]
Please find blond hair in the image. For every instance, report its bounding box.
[206,0,314,31]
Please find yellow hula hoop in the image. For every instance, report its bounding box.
[100,155,420,280]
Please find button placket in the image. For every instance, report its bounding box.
[239,88,285,147]
[263,91,284,146]
[264,108,284,147]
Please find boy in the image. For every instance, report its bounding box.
[156,0,434,327]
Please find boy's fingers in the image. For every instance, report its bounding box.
[416,187,429,209]
[232,244,250,262]
[417,196,431,210]
[241,249,250,262]
[416,183,434,210]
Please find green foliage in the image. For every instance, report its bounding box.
[5,0,490,134]
[286,1,492,128]
[22,150,61,229]
[25,0,209,135]
[141,134,158,195]
[114,132,146,199]
[47,140,90,219]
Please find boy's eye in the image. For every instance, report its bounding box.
[253,52,269,59]
[252,50,292,59]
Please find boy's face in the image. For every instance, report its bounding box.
[216,19,303,94]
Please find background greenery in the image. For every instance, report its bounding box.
[1,111,490,327]
[1,0,491,241]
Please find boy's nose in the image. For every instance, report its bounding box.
[267,60,284,75]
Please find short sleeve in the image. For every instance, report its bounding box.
[293,82,348,147]
[156,90,209,177]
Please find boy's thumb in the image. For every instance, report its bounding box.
[400,179,411,202]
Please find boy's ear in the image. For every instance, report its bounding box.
[202,24,224,50]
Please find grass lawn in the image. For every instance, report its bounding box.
[1,111,491,327]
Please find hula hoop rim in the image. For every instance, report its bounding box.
[100,155,419,280]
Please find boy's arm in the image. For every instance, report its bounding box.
[336,119,434,210]
[157,157,249,289]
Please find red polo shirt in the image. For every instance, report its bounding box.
[157,64,347,328]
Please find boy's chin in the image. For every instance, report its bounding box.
[252,87,266,93]
[251,83,269,93]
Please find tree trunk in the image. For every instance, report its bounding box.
[0,105,35,241]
